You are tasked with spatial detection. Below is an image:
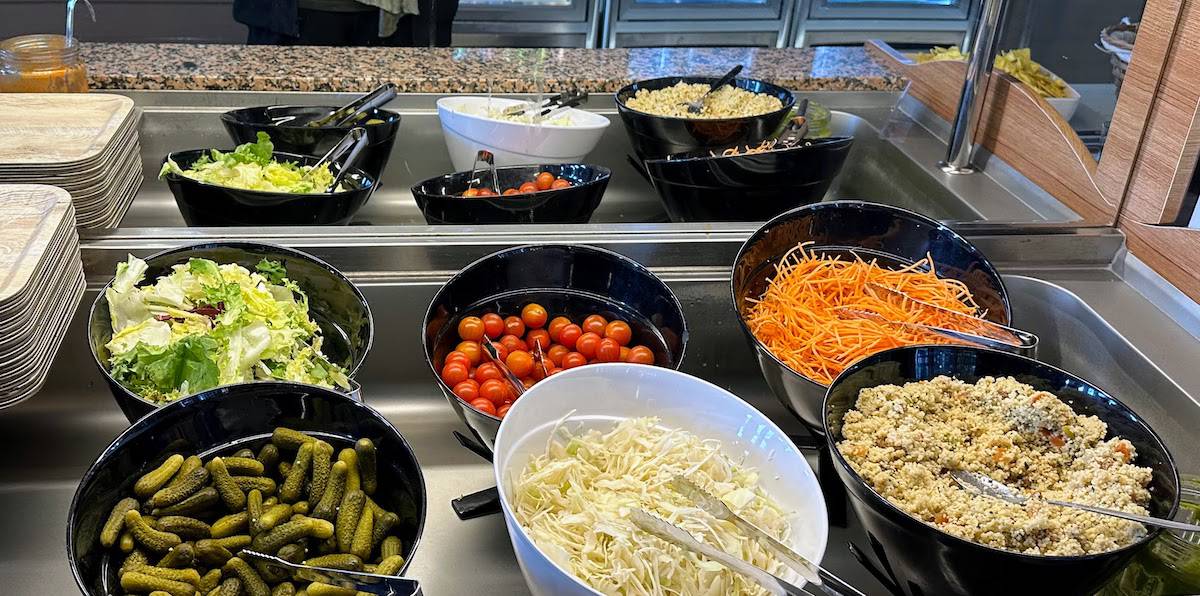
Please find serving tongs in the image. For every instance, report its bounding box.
[309,127,370,192]
[663,476,866,596]
[241,550,422,596]
[502,89,589,121]
[480,336,525,398]
[464,149,500,196]
[308,82,398,128]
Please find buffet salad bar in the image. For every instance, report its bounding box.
[1,68,1199,596]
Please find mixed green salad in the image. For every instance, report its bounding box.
[104,254,351,403]
[159,132,339,194]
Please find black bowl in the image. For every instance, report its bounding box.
[615,75,796,161]
[67,382,426,596]
[221,105,401,181]
[410,163,611,225]
[731,201,1011,432]
[163,149,376,227]
[644,136,854,222]
[421,244,688,451]
[88,241,373,423]
[823,345,1181,596]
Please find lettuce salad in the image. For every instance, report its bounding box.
[104,254,351,403]
[159,132,338,194]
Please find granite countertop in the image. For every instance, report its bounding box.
[81,43,904,93]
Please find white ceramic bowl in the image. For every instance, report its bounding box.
[493,363,829,596]
[436,96,611,171]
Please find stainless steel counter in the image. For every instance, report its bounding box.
[5,225,1200,595]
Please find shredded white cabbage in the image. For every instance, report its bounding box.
[512,417,792,596]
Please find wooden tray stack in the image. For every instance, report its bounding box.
[0,94,143,228]
[0,185,86,408]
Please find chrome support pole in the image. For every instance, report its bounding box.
[939,0,1007,175]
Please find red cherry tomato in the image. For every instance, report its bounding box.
[535,172,555,191]
[604,320,632,346]
[456,316,484,341]
[479,379,509,406]
[575,332,601,359]
[582,314,608,336]
[506,350,535,377]
[470,398,497,416]
[499,334,527,354]
[441,362,469,386]
[561,352,588,369]
[526,329,551,351]
[596,338,621,362]
[504,316,526,338]
[502,188,519,196]
[455,341,482,365]
[547,344,568,366]
[476,187,497,197]
[462,188,481,198]
[550,178,572,189]
[530,359,551,381]
[558,324,582,349]
[453,379,479,401]
[518,182,538,194]
[444,351,470,368]
[547,316,571,341]
[628,346,655,365]
[521,303,549,329]
[475,362,503,383]
[521,377,536,390]
[497,404,511,418]
[619,346,631,362]
[482,313,504,339]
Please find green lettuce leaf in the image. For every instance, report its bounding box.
[108,335,220,402]
[255,258,288,285]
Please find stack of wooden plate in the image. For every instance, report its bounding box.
[0,185,85,408]
[0,93,142,228]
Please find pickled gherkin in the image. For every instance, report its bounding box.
[121,549,150,575]
[257,443,281,472]
[280,442,313,503]
[349,507,373,561]
[252,517,334,554]
[255,503,294,534]
[195,541,234,566]
[164,455,203,491]
[211,511,250,538]
[125,510,182,552]
[375,554,405,576]
[335,490,365,552]
[311,461,347,521]
[272,427,315,451]
[379,536,402,560]
[369,512,399,552]
[155,541,195,568]
[308,441,334,503]
[153,486,219,516]
[200,534,252,552]
[208,457,247,510]
[272,582,297,596]
[247,489,264,534]
[199,568,223,593]
[303,553,362,571]
[233,475,277,495]
[305,582,362,596]
[157,515,211,540]
[354,439,377,496]
[337,449,360,494]
[149,466,210,508]
[216,576,242,596]
[134,565,202,586]
[225,556,271,596]
[223,456,266,476]
[120,570,194,596]
[134,454,184,499]
[100,497,139,547]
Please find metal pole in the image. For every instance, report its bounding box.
[939,0,1006,174]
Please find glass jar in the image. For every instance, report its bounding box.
[0,34,88,93]
[1098,476,1200,596]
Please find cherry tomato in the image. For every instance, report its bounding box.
[550,178,572,189]
[470,398,497,416]
[441,362,469,386]
[497,404,511,418]
[444,351,470,368]
[561,352,588,369]
[576,332,601,359]
[506,350,535,377]
[452,380,479,401]
[499,334,527,354]
[504,316,526,338]
[477,187,497,197]
[462,188,481,198]
[482,313,504,339]
[547,344,569,366]
[521,303,549,329]
[502,188,519,196]
[604,320,632,346]
[628,345,655,365]
[547,316,572,341]
[521,377,536,390]
[582,314,608,335]
[518,182,538,194]
[457,316,485,341]
[596,338,622,362]
[535,171,555,190]
[455,340,482,365]
[475,362,503,383]
[619,346,631,362]
[531,360,551,381]
[526,329,551,351]
[558,324,582,349]
[479,379,509,406]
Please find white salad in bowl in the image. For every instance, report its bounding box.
[437,96,610,170]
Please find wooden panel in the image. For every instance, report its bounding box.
[866,40,1116,224]
[1122,223,1200,302]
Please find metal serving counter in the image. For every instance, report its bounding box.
[5,224,1200,594]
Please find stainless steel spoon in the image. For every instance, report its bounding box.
[683,65,744,114]
[951,470,1200,533]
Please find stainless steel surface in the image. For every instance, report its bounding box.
[939,0,1005,174]
[113,89,1080,229]
[5,228,1200,595]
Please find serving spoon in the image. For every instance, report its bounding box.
[682,64,744,114]
[951,470,1200,533]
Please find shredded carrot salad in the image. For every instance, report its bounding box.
[745,242,983,385]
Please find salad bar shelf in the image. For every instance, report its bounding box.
[6,225,1200,594]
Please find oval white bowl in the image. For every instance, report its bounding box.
[436,96,611,170]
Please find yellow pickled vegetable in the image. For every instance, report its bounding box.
[914,46,1069,98]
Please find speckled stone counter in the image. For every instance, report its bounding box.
[81,43,904,93]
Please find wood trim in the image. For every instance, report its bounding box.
[1122,222,1200,302]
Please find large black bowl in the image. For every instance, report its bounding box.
[221,105,401,181]
[823,345,1181,596]
[88,242,373,423]
[67,382,426,596]
[410,163,611,224]
[644,136,854,222]
[615,75,796,161]
[163,149,376,227]
[422,244,688,451]
[731,201,1011,432]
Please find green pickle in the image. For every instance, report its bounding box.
[335,490,365,552]
[125,510,182,552]
[120,570,194,596]
[225,556,271,596]
[164,455,203,491]
[100,497,139,547]
[272,582,297,596]
[379,536,402,560]
[157,515,212,540]
[370,512,399,551]
[216,576,242,596]
[309,441,334,503]
[349,508,373,561]
[149,466,210,508]
[211,511,250,538]
[209,457,248,510]
[281,443,313,503]
[252,517,334,553]
[337,449,360,493]
[354,439,377,496]
[312,461,347,521]
[234,475,278,495]
[121,549,150,575]
[256,503,294,534]
[155,541,195,568]
[134,454,185,499]
[196,540,235,566]
[375,554,405,576]
[272,427,315,451]
[224,456,266,476]
[257,443,281,472]
[304,553,362,571]
[198,568,223,593]
[153,486,220,516]
[247,489,264,534]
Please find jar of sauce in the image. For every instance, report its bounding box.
[0,34,88,93]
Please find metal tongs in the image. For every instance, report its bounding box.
[465,150,500,196]
[308,83,399,128]
[646,476,865,596]
[775,98,812,148]
[241,550,421,596]
[309,127,370,192]
[480,336,525,397]
[502,89,589,122]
